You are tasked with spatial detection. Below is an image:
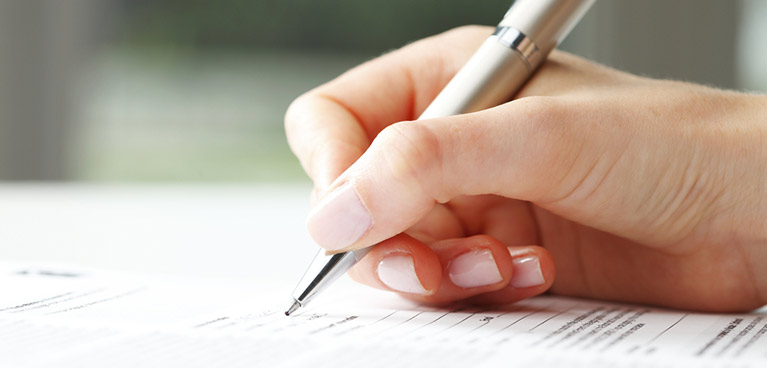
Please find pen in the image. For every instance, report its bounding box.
[286,0,595,316]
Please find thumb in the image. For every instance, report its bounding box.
[306,97,589,252]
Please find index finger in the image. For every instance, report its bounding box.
[284,25,492,191]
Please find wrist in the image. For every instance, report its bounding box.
[709,93,767,306]
[753,96,767,303]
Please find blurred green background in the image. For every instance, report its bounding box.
[0,0,765,182]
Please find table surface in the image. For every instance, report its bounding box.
[0,183,319,283]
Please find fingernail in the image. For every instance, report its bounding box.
[510,256,545,288]
[448,249,503,289]
[306,183,372,251]
[377,254,429,294]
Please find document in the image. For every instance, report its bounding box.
[1,262,765,367]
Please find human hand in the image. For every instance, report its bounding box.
[285,26,767,312]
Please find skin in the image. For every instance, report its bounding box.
[285,26,767,312]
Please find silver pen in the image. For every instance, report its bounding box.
[285,0,595,316]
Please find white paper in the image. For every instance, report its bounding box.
[1,262,765,368]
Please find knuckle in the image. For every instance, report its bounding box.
[426,25,493,54]
[283,93,312,136]
[283,94,316,168]
[444,25,493,39]
[376,122,443,195]
[405,25,492,56]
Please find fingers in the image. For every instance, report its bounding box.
[348,234,554,305]
[447,195,539,247]
[285,26,492,191]
[404,203,465,243]
[347,234,442,296]
[305,97,588,252]
[286,96,370,192]
[466,245,555,306]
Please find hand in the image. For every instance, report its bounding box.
[285,26,767,312]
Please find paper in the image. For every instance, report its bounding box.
[1,262,765,367]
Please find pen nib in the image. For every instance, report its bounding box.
[285,299,301,316]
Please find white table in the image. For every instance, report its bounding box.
[0,183,318,282]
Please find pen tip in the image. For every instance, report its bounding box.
[285,299,301,316]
